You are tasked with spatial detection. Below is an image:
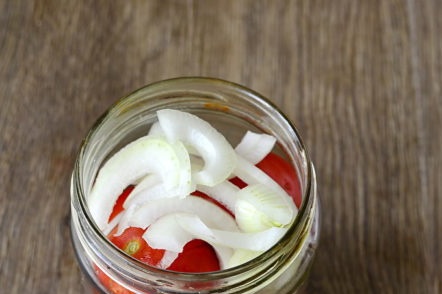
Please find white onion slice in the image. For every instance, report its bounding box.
[124,174,196,209]
[158,251,180,269]
[117,195,238,235]
[149,121,201,156]
[235,131,276,164]
[88,136,192,231]
[235,184,294,232]
[234,156,284,194]
[103,213,123,236]
[197,180,239,213]
[157,109,237,186]
[123,175,160,208]
[115,203,138,236]
[176,214,288,252]
[144,213,195,252]
[144,213,233,269]
[148,122,164,136]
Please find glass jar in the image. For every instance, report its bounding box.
[70,77,320,294]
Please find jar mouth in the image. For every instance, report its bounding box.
[72,76,314,281]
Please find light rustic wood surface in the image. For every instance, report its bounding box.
[1,1,441,293]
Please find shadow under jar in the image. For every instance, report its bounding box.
[70,77,320,294]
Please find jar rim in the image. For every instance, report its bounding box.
[72,76,314,282]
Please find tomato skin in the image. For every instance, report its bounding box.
[256,153,302,208]
[167,239,220,273]
[108,185,134,222]
[108,227,165,266]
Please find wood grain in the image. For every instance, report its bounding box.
[0,0,441,293]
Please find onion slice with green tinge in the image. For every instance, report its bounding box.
[235,184,295,232]
[157,109,237,186]
[88,136,192,231]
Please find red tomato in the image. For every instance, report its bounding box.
[108,227,165,266]
[167,239,220,273]
[229,176,247,189]
[256,152,302,208]
[108,185,134,222]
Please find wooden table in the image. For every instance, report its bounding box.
[1,1,441,293]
